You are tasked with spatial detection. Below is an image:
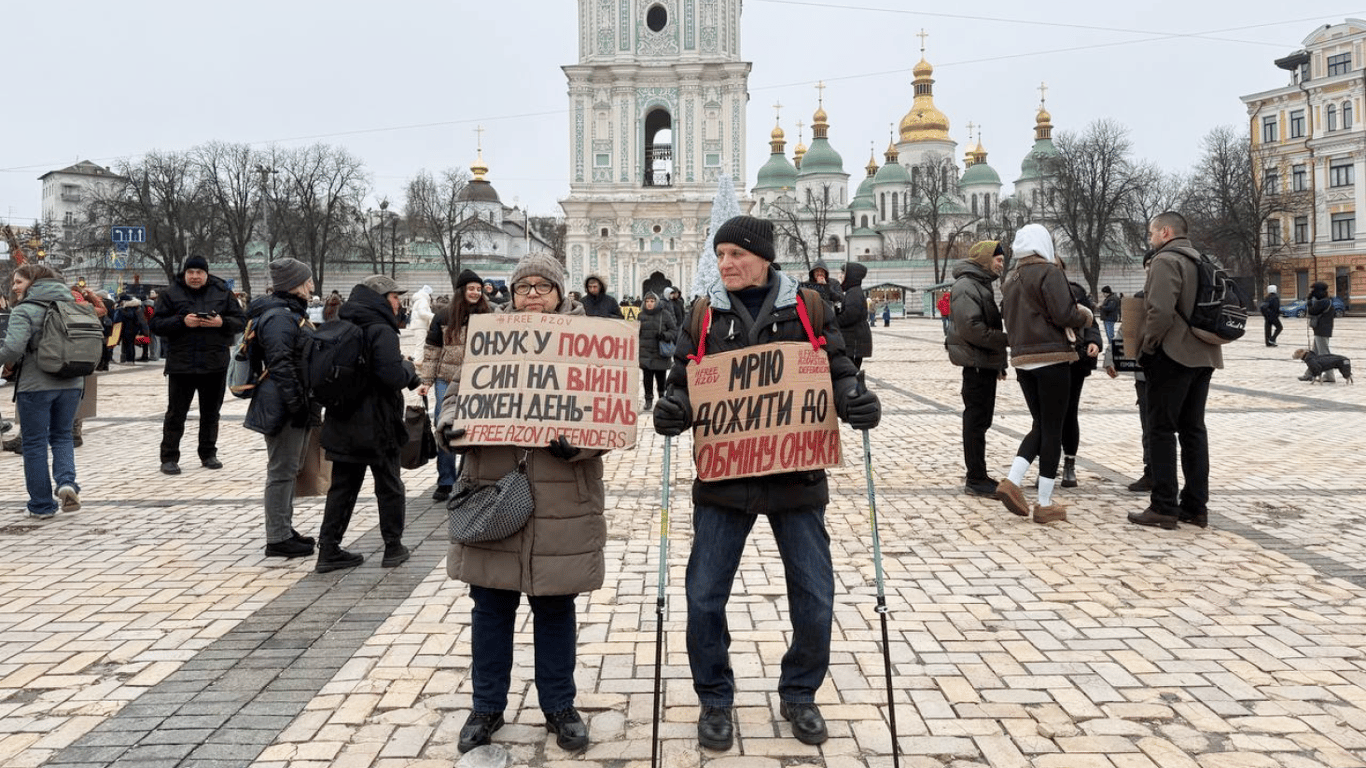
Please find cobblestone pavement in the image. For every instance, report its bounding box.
[1,318,1364,768]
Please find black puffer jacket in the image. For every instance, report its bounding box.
[1308,283,1335,338]
[946,259,1008,370]
[637,300,677,371]
[1067,281,1103,373]
[150,274,246,374]
[320,284,420,464]
[802,259,844,309]
[664,268,860,514]
[837,262,872,359]
[582,275,624,318]
[244,292,318,436]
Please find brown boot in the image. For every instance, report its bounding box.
[996,478,1030,517]
[1033,502,1068,524]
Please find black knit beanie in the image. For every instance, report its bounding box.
[183,255,209,273]
[713,215,775,262]
[456,269,483,291]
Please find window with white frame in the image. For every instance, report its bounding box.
[1330,158,1355,187]
[1331,212,1355,241]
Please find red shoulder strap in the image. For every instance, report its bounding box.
[795,291,827,352]
[687,305,712,364]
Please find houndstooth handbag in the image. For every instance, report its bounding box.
[447,456,534,543]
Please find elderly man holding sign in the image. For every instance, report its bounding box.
[653,215,881,750]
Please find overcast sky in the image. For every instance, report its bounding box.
[2,1,1359,228]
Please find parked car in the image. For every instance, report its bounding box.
[1280,296,1347,318]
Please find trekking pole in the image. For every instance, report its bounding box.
[856,372,899,768]
[650,435,671,768]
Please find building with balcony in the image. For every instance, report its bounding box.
[38,160,123,263]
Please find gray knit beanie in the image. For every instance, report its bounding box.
[269,257,312,292]
[509,251,566,298]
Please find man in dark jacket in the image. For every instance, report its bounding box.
[580,275,623,318]
[315,275,421,573]
[946,241,1008,497]
[1303,281,1336,382]
[802,259,843,310]
[244,258,319,559]
[1261,284,1282,347]
[837,262,872,367]
[1098,286,1121,345]
[653,215,880,751]
[151,256,247,474]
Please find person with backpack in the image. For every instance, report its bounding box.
[652,215,879,751]
[151,256,247,475]
[1303,281,1337,383]
[243,258,320,559]
[0,264,90,518]
[1128,211,1222,531]
[314,274,420,574]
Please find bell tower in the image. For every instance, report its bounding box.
[561,0,751,296]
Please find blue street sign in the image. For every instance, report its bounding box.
[111,226,145,243]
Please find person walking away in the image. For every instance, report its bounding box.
[118,295,147,364]
[581,275,623,318]
[882,303,891,327]
[996,224,1094,524]
[946,241,1008,498]
[0,264,86,518]
[1059,269,1102,488]
[315,275,420,573]
[838,262,872,368]
[937,290,953,334]
[417,269,489,501]
[1260,284,1282,347]
[1302,281,1336,382]
[244,258,320,558]
[1128,211,1222,530]
[662,286,686,327]
[652,215,880,750]
[1099,286,1121,346]
[437,252,608,754]
[636,292,676,410]
[151,256,247,475]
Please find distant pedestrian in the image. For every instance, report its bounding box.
[636,291,676,410]
[882,303,891,326]
[1303,282,1336,383]
[837,262,872,368]
[1099,286,1120,345]
[1260,284,1282,347]
[581,275,623,318]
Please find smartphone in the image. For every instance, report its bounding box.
[194,312,215,318]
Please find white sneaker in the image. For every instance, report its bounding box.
[57,485,81,513]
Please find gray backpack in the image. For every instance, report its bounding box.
[23,299,105,378]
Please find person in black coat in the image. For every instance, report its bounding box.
[117,295,148,364]
[150,256,248,474]
[1304,281,1338,382]
[581,275,623,318]
[837,262,872,367]
[636,292,676,410]
[244,258,320,559]
[315,275,421,573]
[1260,284,1282,347]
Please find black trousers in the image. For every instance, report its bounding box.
[960,366,998,482]
[1134,378,1151,473]
[120,330,138,363]
[1141,349,1213,517]
[1014,364,1071,480]
[318,452,406,548]
[160,371,227,463]
[1264,314,1283,344]
[641,367,666,401]
[1062,362,1092,456]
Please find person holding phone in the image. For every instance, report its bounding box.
[151,256,246,475]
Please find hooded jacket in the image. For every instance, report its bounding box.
[151,272,247,375]
[319,284,420,463]
[802,259,845,309]
[1140,237,1223,369]
[1307,282,1335,338]
[837,262,872,359]
[440,297,608,597]
[243,292,318,436]
[581,275,624,318]
[0,278,88,393]
[637,294,677,371]
[1000,226,1093,368]
[946,259,1008,370]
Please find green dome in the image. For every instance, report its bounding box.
[1017,138,1057,182]
[850,192,876,211]
[872,160,910,186]
[961,161,1000,187]
[853,174,875,200]
[755,151,798,190]
[797,138,845,176]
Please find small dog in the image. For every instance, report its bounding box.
[1293,348,1354,384]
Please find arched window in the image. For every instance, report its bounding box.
[984,195,992,219]
[1345,101,1355,129]
[1328,104,1338,131]
[643,109,673,187]
[971,194,978,215]
[891,192,899,220]
[879,192,886,220]
[861,215,868,228]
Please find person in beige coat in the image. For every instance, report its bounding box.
[1127,211,1222,531]
[438,251,607,755]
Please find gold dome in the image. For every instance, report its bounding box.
[884,139,900,163]
[470,148,489,181]
[1035,105,1053,141]
[865,149,879,177]
[769,121,787,154]
[899,57,950,142]
[771,123,785,141]
[912,57,933,78]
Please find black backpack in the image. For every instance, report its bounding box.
[302,319,368,413]
[1178,252,1246,345]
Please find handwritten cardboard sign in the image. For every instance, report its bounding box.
[447,313,639,450]
[688,342,841,481]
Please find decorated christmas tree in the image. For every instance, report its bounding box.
[690,175,740,299]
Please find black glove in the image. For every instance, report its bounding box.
[547,436,580,460]
[841,387,881,431]
[653,394,691,436]
[439,426,466,453]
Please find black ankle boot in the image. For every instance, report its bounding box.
[1061,457,1077,488]
[316,544,364,573]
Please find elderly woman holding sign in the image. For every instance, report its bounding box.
[437,251,608,755]
[652,215,880,751]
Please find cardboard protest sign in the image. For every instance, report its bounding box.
[1120,296,1145,364]
[446,313,639,450]
[688,342,841,482]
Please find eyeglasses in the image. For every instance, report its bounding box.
[513,282,557,296]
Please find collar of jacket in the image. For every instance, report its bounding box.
[707,267,798,312]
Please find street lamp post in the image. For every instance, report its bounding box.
[255,163,278,297]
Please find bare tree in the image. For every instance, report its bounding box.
[405,169,481,293]
[768,183,841,272]
[194,142,261,295]
[1184,125,1308,296]
[96,150,208,283]
[529,215,568,261]
[1040,119,1151,296]
[898,155,978,282]
[1120,169,1189,258]
[273,144,369,294]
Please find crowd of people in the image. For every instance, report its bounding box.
[0,208,1336,755]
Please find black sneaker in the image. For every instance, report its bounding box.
[432,485,452,502]
[964,478,1000,498]
[382,543,410,568]
[544,707,589,751]
[316,547,364,573]
[201,455,223,469]
[458,711,504,753]
[265,538,314,558]
[160,461,181,475]
[779,701,828,745]
[290,529,316,547]
[1126,474,1153,492]
[697,706,734,750]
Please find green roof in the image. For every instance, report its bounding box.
[1017,138,1057,182]
[960,161,1001,187]
[755,151,798,190]
[797,138,845,176]
[873,160,910,186]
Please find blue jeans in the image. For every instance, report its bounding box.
[433,380,457,487]
[1103,320,1116,345]
[18,388,81,516]
[469,586,578,714]
[686,504,833,707]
